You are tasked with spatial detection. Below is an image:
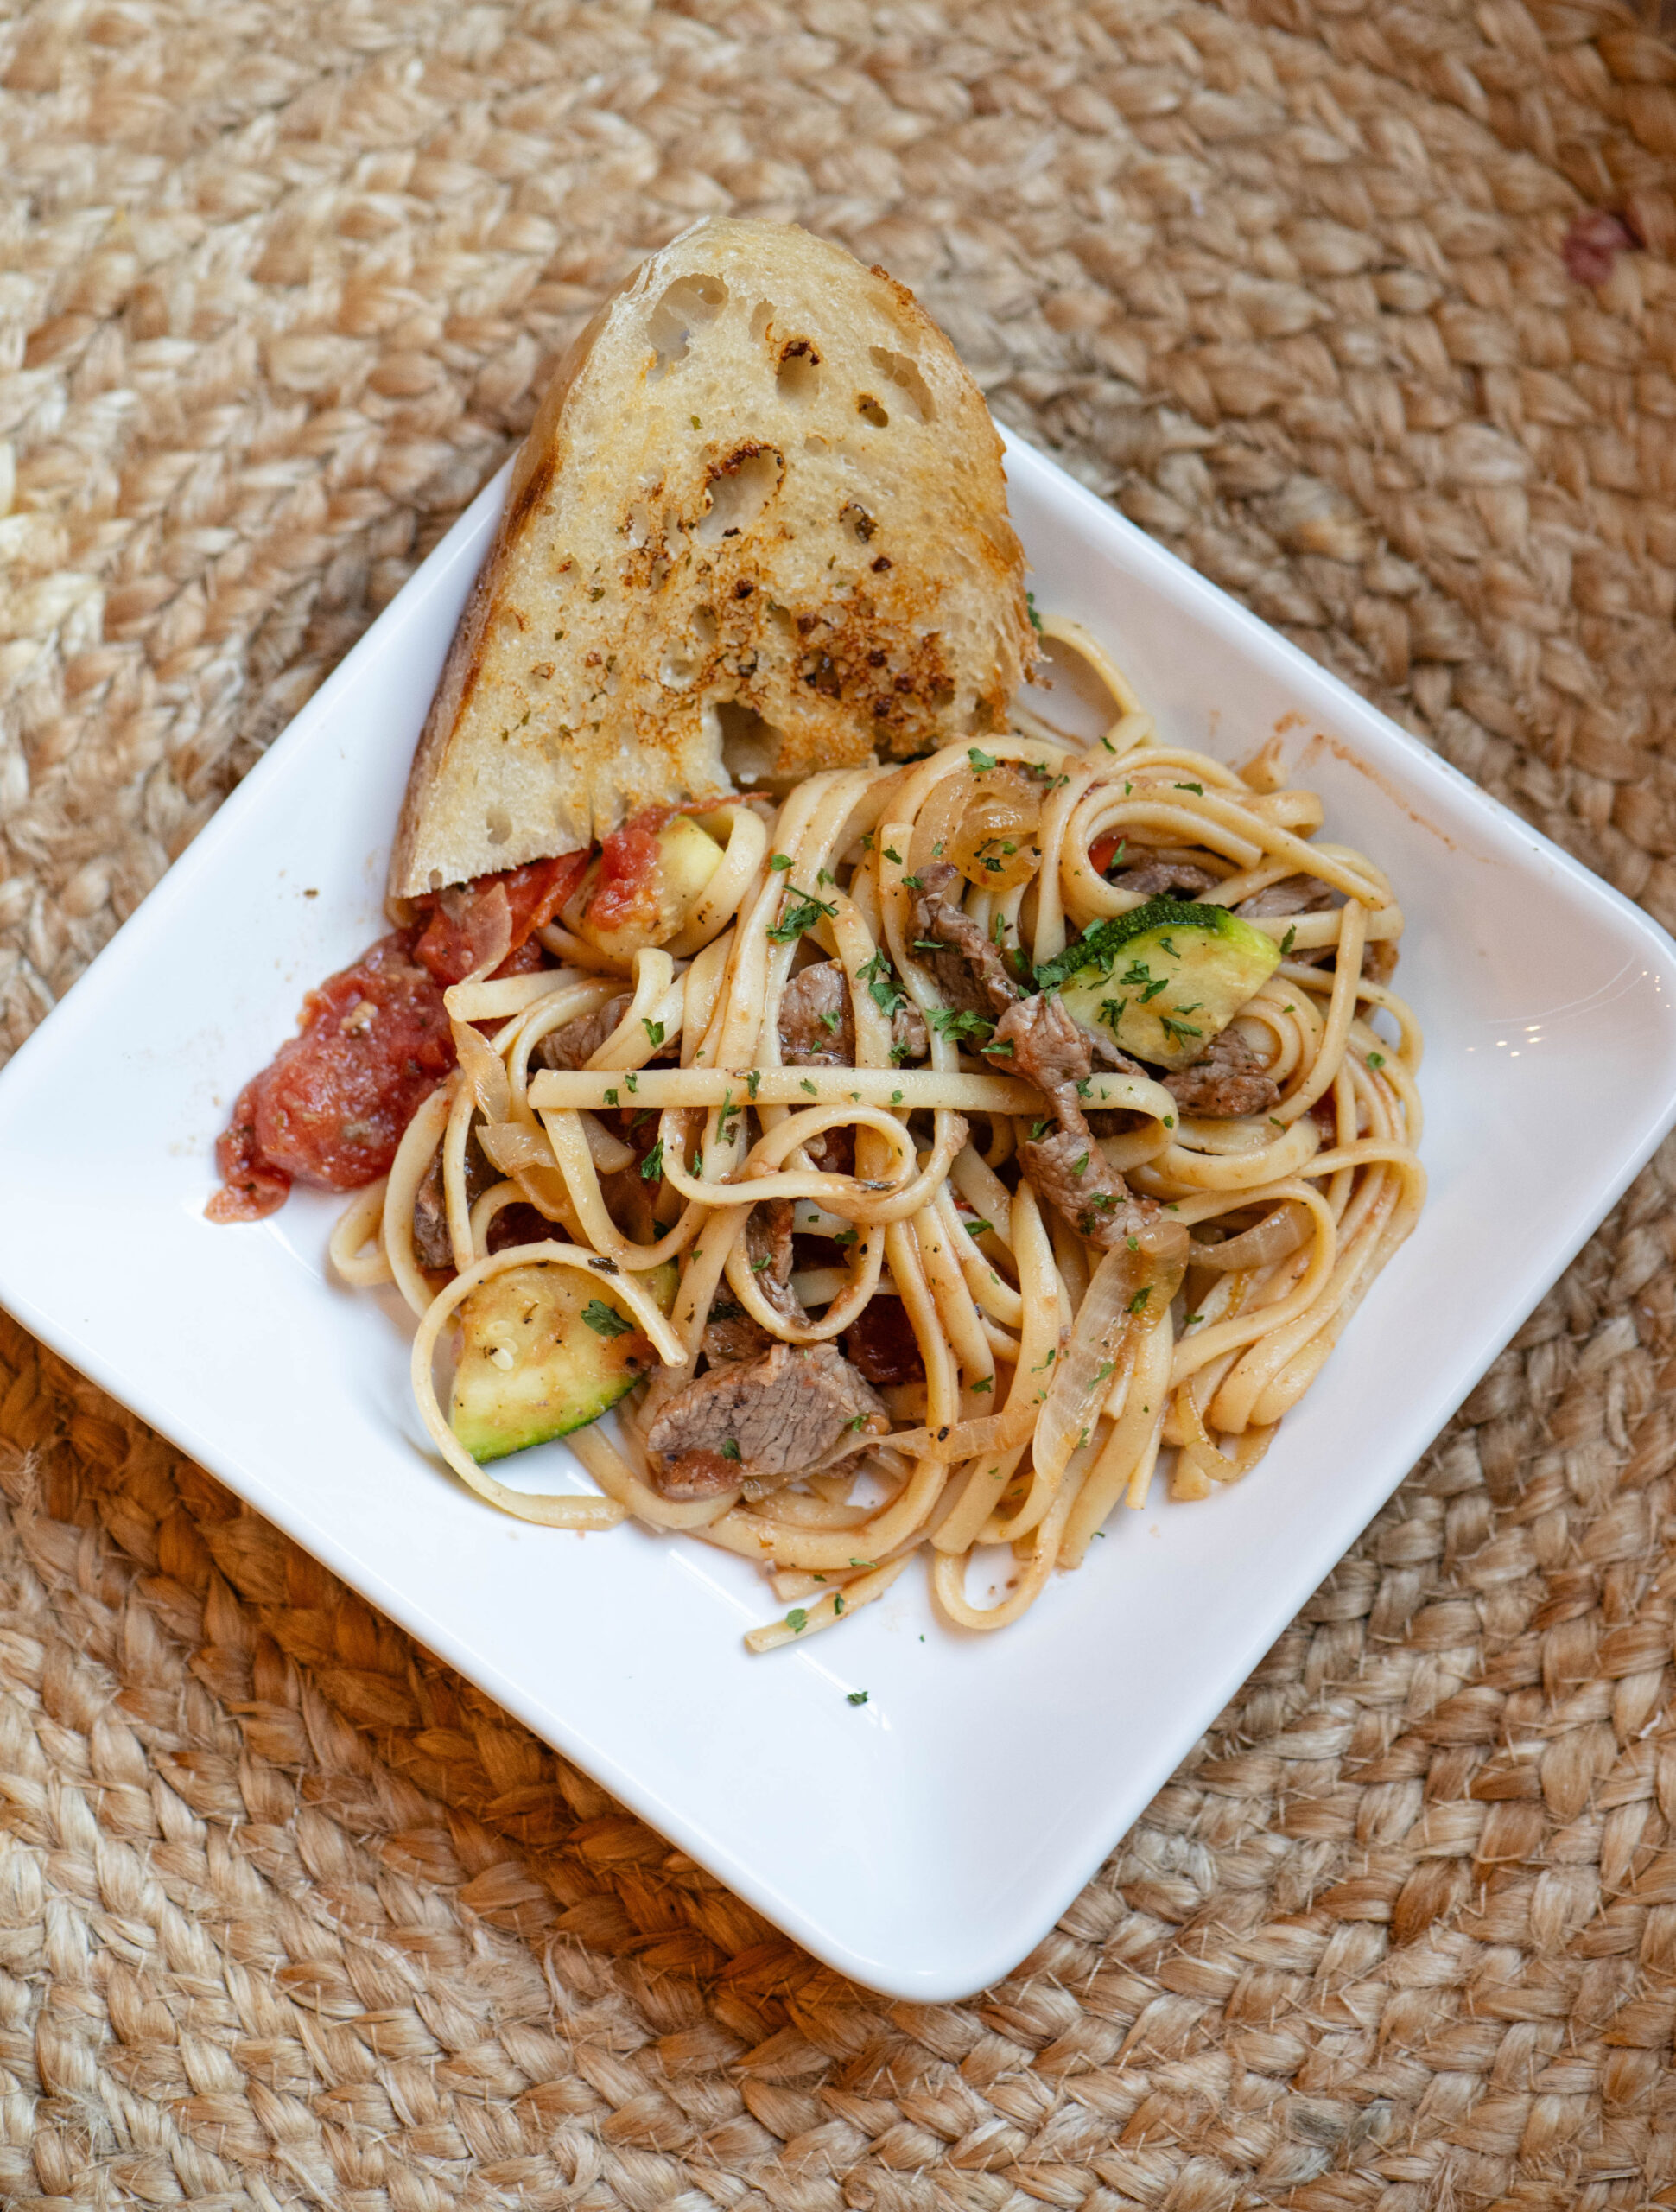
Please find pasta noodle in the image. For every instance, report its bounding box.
[339,619,1425,1648]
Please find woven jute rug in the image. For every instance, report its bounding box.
[5,1,1676,2205]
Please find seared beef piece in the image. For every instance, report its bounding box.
[537,994,632,1071]
[1165,1028,1281,1118]
[991,991,1091,1098]
[702,1300,774,1365]
[779,960,852,1065]
[1114,857,1220,899]
[657,1448,741,1502]
[844,1294,925,1386]
[411,1129,495,1270]
[747,1198,802,1325]
[1236,874,1335,920]
[995,989,1159,1249]
[1363,937,1399,986]
[912,862,1021,1020]
[1021,1125,1162,1249]
[648,1341,889,1500]
[779,959,927,1065]
[806,1124,854,1177]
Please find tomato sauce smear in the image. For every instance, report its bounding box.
[207,931,455,1223]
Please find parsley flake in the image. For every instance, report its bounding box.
[968,746,998,772]
[581,1300,632,1338]
[640,1139,664,1181]
[642,1017,664,1047]
[847,1689,869,1705]
[786,1607,808,1633]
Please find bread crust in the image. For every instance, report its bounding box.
[388,219,1036,904]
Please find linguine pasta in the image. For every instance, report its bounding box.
[333,619,1425,1649]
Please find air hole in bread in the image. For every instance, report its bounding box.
[749,299,774,343]
[841,499,876,544]
[661,651,698,690]
[693,605,718,648]
[647,273,728,379]
[776,339,821,404]
[486,805,512,846]
[624,501,651,550]
[695,446,784,546]
[716,699,784,786]
[856,395,888,428]
[869,346,934,423]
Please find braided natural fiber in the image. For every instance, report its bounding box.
[6,0,1676,2203]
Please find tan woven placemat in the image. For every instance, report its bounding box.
[5,2,1676,2204]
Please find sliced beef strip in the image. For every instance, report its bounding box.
[990,990,1090,1098]
[779,960,852,1066]
[1020,1124,1162,1249]
[990,993,1160,1249]
[411,1128,496,1271]
[702,1301,775,1365]
[1165,1028,1282,1118]
[780,958,928,1065]
[647,1341,889,1500]
[1363,937,1399,986]
[746,1197,802,1325]
[1236,874,1336,920]
[536,993,632,1071]
[912,862,1021,1020]
[1113,857,1220,899]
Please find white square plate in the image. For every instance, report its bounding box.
[3,431,1674,2002]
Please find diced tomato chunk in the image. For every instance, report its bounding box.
[207,930,454,1220]
[414,851,588,986]
[587,807,674,935]
[1089,832,1123,877]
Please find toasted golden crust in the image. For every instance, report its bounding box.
[388,218,1036,903]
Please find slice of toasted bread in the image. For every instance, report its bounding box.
[389,217,1035,901]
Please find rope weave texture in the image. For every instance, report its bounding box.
[4,2,1676,2206]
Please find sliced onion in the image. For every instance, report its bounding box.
[479,1119,554,1176]
[1032,1218,1189,1486]
[1189,1203,1308,1272]
[453,1017,511,1122]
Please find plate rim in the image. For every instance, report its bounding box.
[3,427,1676,1999]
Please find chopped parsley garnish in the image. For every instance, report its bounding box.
[801,1077,817,1096]
[890,1089,904,1105]
[928,1007,994,1044]
[1174,781,1203,795]
[750,1254,773,1272]
[720,1439,741,1461]
[1103,840,1127,875]
[971,1376,993,1393]
[642,1018,665,1047]
[817,867,835,887]
[968,746,998,772]
[963,1218,992,1237]
[746,1069,761,1099]
[1072,1150,1089,1176]
[1159,1014,1203,1046]
[769,886,838,943]
[1368,1051,1386,1068]
[833,1593,846,1614]
[884,846,903,865]
[640,1139,664,1181]
[834,1227,858,1246]
[604,1087,619,1106]
[786,1607,808,1633]
[1140,976,1169,1003]
[1128,1287,1152,1313]
[770,852,791,871]
[847,1689,869,1706]
[1025,589,1044,633]
[901,873,924,890]
[1030,1117,1051,1140]
[581,1300,632,1338]
[625,1071,638,1093]
[844,1414,868,1433]
[858,949,908,1019]
[1280,925,1297,956]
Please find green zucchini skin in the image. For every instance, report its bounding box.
[450,1259,676,1462]
[1040,897,1281,1069]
